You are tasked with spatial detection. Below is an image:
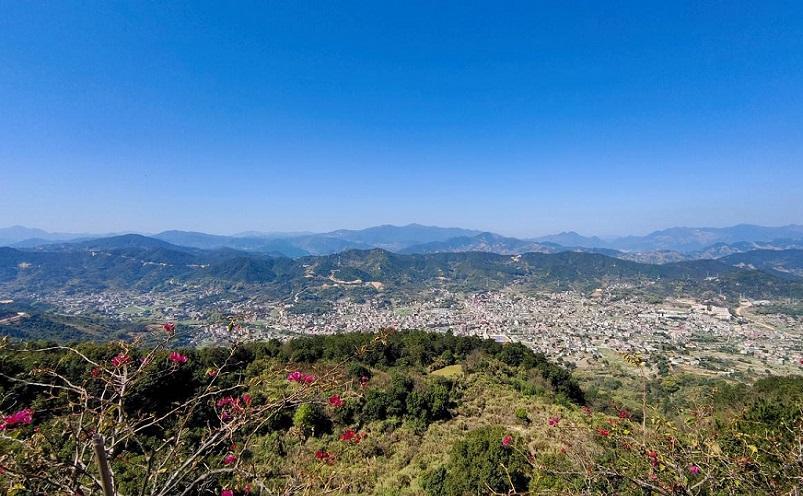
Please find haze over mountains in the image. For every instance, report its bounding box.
[2,223,803,302]
[2,223,803,260]
[2,233,802,300]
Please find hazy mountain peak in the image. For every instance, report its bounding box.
[0,225,89,246]
[533,231,607,248]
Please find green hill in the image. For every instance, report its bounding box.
[0,331,801,495]
[2,245,802,299]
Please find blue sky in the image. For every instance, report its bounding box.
[1,1,802,237]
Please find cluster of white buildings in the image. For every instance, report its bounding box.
[8,283,802,374]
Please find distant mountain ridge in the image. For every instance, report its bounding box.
[3,224,802,260]
[323,224,482,251]
[0,225,90,247]
[531,231,608,248]
[719,249,803,279]
[2,224,484,257]
[152,225,480,256]
[606,224,803,252]
[13,232,801,280]
[153,230,310,257]
[1,236,802,301]
[400,232,556,255]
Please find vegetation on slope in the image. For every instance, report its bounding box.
[2,244,802,301]
[0,329,801,495]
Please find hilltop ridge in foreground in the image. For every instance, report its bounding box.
[1,329,802,495]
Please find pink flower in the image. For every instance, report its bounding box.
[548,416,561,427]
[7,409,33,426]
[597,428,610,437]
[223,454,237,465]
[216,395,243,422]
[241,393,252,406]
[501,435,513,447]
[287,371,303,382]
[111,353,131,368]
[216,396,240,408]
[221,490,234,496]
[315,449,331,461]
[0,408,33,431]
[688,464,701,475]
[339,429,365,444]
[90,367,102,378]
[207,368,218,378]
[328,394,344,408]
[168,352,188,365]
[617,409,631,419]
[162,322,176,333]
[302,373,316,384]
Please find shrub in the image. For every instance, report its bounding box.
[292,403,328,435]
[424,426,530,495]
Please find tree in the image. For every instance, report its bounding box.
[0,328,383,495]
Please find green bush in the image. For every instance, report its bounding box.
[424,426,530,495]
[292,403,328,435]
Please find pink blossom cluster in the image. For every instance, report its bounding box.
[287,370,316,384]
[168,351,188,365]
[216,393,252,421]
[0,408,33,431]
[220,487,251,496]
[315,449,334,463]
[339,428,366,444]
[111,352,131,368]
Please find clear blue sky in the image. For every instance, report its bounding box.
[1,1,802,237]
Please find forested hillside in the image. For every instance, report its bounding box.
[1,330,801,495]
[2,242,802,301]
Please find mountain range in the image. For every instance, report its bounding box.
[1,233,802,301]
[2,223,803,261]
